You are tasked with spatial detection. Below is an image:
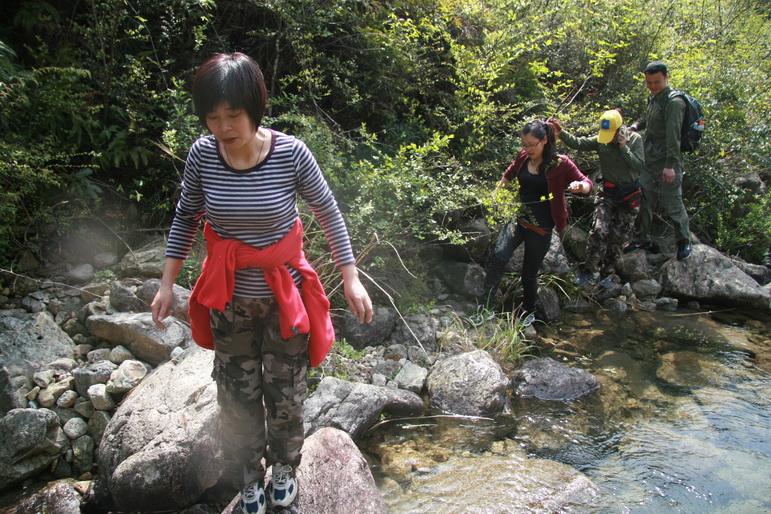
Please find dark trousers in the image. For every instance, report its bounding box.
[479,218,551,313]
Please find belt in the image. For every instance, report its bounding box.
[516,217,550,236]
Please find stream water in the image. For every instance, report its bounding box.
[363,307,771,512]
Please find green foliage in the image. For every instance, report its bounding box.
[0,0,770,272]
[715,192,771,262]
[471,312,535,363]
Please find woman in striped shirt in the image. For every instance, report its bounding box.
[151,53,372,514]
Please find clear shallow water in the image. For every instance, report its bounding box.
[364,308,771,512]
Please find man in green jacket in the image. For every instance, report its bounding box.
[626,61,692,260]
[550,109,645,286]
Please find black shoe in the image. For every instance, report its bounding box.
[677,241,692,260]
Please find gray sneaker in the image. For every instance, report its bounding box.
[267,463,297,508]
[520,311,536,328]
[239,480,266,514]
[469,307,496,327]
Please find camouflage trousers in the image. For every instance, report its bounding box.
[210,295,309,487]
[584,189,640,274]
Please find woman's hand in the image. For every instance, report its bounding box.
[569,181,588,194]
[151,257,184,329]
[151,287,174,329]
[341,264,373,324]
[546,117,562,138]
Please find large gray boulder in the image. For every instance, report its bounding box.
[427,350,510,416]
[304,377,424,440]
[291,427,387,513]
[0,478,83,513]
[390,314,440,352]
[660,244,771,311]
[385,448,598,512]
[0,408,67,491]
[86,312,191,365]
[434,261,486,298]
[0,360,37,415]
[512,357,600,401]
[0,311,75,364]
[224,427,388,514]
[97,345,221,512]
[335,306,397,349]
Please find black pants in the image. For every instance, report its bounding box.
[479,218,552,313]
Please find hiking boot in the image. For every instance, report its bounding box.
[677,241,692,261]
[239,480,266,514]
[623,241,659,254]
[267,463,297,508]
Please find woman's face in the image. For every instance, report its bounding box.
[521,133,546,161]
[206,102,257,151]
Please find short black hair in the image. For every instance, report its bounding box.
[192,52,268,128]
[644,61,668,76]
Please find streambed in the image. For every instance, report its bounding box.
[363,307,771,512]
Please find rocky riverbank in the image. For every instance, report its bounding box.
[1,222,770,512]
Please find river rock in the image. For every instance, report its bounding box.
[384,448,598,512]
[109,280,145,313]
[512,357,601,401]
[435,261,486,298]
[98,345,221,512]
[108,345,135,364]
[0,311,76,364]
[632,278,662,299]
[390,314,439,352]
[72,360,117,397]
[427,350,510,416]
[304,377,424,440]
[616,250,649,282]
[67,264,95,284]
[136,279,191,323]
[441,217,494,264]
[115,243,166,279]
[335,306,397,349]
[275,427,388,513]
[731,258,771,286]
[87,383,115,411]
[86,312,191,366]
[106,360,149,394]
[656,351,731,388]
[660,244,771,311]
[63,417,89,439]
[0,478,83,513]
[72,434,95,476]
[537,286,562,322]
[0,408,66,491]
[393,361,428,393]
[87,411,111,446]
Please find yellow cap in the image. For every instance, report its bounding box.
[598,110,623,144]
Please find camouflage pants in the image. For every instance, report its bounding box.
[210,296,309,487]
[635,166,691,244]
[584,189,639,274]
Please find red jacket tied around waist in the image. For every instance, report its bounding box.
[188,218,334,367]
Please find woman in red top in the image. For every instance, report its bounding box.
[470,120,592,327]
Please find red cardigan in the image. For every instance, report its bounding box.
[503,150,592,232]
[188,218,334,367]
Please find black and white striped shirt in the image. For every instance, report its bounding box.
[166,130,355,297]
